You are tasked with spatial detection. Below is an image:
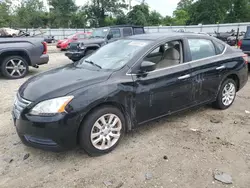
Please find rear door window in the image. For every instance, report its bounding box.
[213,40,225,54]
[133,28,144,35]
[123,27,133,37]
[188,39,216,61]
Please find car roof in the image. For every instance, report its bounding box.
[128,32,213,41]
[98,25,144,29]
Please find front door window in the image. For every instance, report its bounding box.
[144,40,182,70]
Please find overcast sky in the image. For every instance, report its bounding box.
[13,0,179,16]
[75,0,180,17]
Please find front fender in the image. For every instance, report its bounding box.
[69,83,135,130]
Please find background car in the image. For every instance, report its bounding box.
[65,25,145,61]
[57,32,91,50]
[0,37,49,79]
[44,36,55,43]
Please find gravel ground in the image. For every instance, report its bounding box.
[0,51,250,188]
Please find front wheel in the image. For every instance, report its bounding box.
[79,106,125,156]
[213,78,237,109]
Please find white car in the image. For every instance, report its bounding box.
[0,28,20,36]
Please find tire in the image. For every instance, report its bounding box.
[1,56,29,79]
[213,78,237,110]
[85,49,95,56]
[79,106,125,156]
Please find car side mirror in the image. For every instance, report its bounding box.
[73,36,77,40]
[107,33,113,40]
[140,61,156,73]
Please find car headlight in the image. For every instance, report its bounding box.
[30,96,74,116]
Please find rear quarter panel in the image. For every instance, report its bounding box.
[0,38,45,65]
[220,48,248,91]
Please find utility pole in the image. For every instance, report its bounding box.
[128,0,132,11]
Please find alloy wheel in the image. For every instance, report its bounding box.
[5,59,27,77]
[90,114,122,150]
[222,82,236,106]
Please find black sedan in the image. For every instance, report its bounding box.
[13,33,248,156]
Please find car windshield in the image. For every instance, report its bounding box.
[76,39,151,70]
[90,28,109,38]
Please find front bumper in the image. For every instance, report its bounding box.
[65,51,85,61]
[60,44,68,50]
[13,112,81,151]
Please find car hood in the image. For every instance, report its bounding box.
[19,64,111,101]
[61,39,69,44]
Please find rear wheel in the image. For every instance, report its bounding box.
[1,56,29,79]
[213,78,237,109]
[79,106,125,156]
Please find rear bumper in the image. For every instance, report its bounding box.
[238,64,249,91]
[31,54,49,66]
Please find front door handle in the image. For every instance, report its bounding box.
[216,65,226,70]
[178,74,191,80]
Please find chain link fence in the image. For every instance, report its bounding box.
[26,28,93,40]
[145,22,250,34]
[25,22,250,40]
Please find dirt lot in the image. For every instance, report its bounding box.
[0,51,250,188]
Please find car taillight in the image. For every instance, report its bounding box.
[242,54,248,64]
[238,40,242,48]
[42,42,47,54]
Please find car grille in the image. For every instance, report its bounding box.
[13,93,32,119]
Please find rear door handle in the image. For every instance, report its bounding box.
[178,74,191,80]
[216,65,226,70]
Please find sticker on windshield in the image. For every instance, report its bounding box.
[128,41,147,47]
[103,29,108,32]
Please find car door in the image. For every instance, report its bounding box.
[187,38,227,104]
[131,39,196,124]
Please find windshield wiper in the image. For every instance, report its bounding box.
[84,60,102,69]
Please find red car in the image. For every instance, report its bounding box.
[57,32,91,50]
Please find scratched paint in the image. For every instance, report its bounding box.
[14,33,248,151]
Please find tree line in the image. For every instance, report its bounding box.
[0,0,250,29]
